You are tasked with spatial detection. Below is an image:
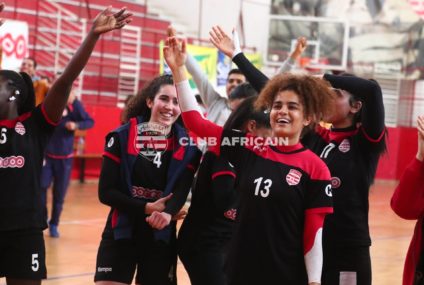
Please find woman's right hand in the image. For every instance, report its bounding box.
[144,193,173,215]
[163,36,187,71]
[417,115,424,161]
[209,25,236,58]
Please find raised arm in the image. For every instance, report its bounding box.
[276,36,307,74]
[163,36,222,141]
[391,115,424,219]
[167,26,222,108]
[43,7,132,123]
[209,26,268,93]
[323,74,385,141]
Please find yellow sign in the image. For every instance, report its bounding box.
[160,41,218,88]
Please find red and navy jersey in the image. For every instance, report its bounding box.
[303,124,384,247]
[178,151,237,251]
[0,105,56,231]
[219,130,333,284]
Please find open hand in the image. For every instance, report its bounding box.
[163,36,187,71]
[91,6,132,35]
[209,26,235,58]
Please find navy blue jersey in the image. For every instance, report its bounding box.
[0,105,55,231]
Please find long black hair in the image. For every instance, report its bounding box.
[223,96,270,131]
[124,74,174,122]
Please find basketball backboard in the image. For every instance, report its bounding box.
[266,15,349,71]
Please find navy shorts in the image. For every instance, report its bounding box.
[0,229,47,280]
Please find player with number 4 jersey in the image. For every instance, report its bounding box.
[94,75,201,285]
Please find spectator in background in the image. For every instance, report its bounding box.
[20,57,49,106]
[40,87,94,238]
[168,26,246,126]
[391,115,424,285]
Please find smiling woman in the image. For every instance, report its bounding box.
[164,35,336,285]
[94,74,201,285]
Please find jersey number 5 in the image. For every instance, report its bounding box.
[0,128,7,144]
[254,177,272,198]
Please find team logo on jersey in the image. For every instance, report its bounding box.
[325,184,333,197]
[0,155,25,168]
[224,209,237,220]
[135,122,170,160]
[14,122,25,135]
[338,139,350,153]
[107,137,114,148]
[331,177,341,189]
[286,169,302,186]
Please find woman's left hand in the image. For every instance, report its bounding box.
[91,6,132,35]
[146,211,172,230]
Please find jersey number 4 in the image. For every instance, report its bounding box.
[254,177,272,198]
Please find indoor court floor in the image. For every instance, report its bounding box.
[0,179,415,285]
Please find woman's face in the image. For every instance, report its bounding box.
[147,84,181,127]
[324,88,357,128]
[0,75,18,119]
[269,90,310,145]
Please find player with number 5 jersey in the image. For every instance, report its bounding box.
[164,36,335,285]
[0,4,132,285]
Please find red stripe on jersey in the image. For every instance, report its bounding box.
[212,171,236,180]
[0,112,31,127]
[41,103,59,126]
[303,211,327,255]
[103,151,121,164]
[306,207,333,215]
[111,209,119,228]
[127,118,139,156]
[360,126,386,143]
[173,145,185,160]
[182,110,223,155]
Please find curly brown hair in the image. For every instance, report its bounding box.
[123,74,174,122]
[255,74,335,123]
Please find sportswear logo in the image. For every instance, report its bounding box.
[97,267,112,273]
[331,177,341,189]
[286,169,302,186]
[338,139,350,153]
[14,122,25,135]
[0,155,25,168]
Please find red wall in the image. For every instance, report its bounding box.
[70,104,122,180]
